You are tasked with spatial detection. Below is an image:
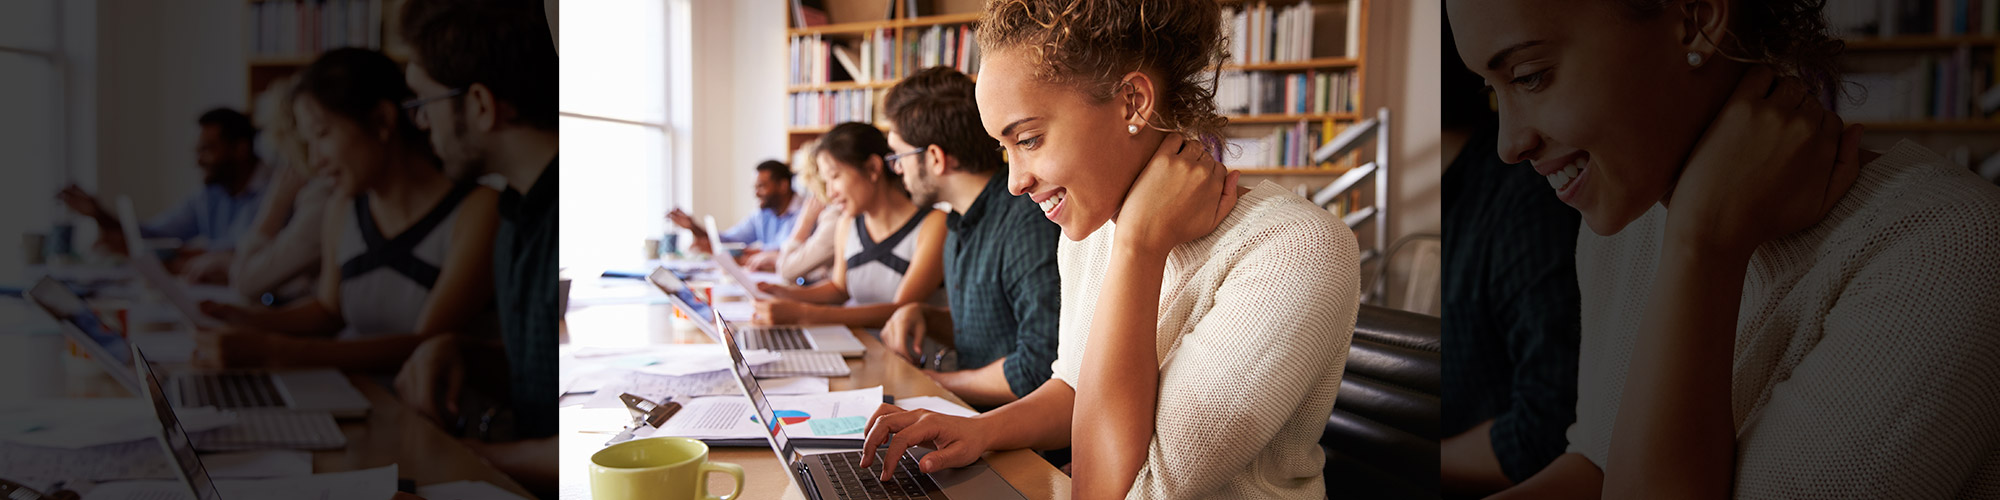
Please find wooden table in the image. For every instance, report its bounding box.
[559,302,1071,500]
[323,374,534,497]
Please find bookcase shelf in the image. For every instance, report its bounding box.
[242,0,407,109]
[1219,56,1360,72]
[1224,113,1359,124]
[1858,120,2000,132]
[1844,35,2000,50]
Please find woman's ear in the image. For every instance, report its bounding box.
[1118,71,1159,134]
[373,100,399,143]
[1680,0,1732,65]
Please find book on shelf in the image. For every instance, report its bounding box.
[1216,69,1356,116]
[248,0,385,58]
[898,23,980,78]
[1223,120,1325,169]
[1825,0,2000,37]
[790,89,878,127]
[1842,45,1998,121]
[1222,1,1357,65]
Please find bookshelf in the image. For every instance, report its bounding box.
[242,0,410,109]
[781,0,1373,176]
[1824,0,2000,176]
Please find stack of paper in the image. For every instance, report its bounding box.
[647,387,885,444]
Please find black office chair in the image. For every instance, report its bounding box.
[1323,304,1442,499]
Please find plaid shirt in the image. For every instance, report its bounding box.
[495,157,559,438]
[943,169,1063,399]
[1441,131,1582,482]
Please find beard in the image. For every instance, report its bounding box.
[905,167,939,208]
[435,109,489,181]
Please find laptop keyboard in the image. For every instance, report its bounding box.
[191,410,347,451]
[818,451,941,499]
[752,351,851,377]
[743,326,811,351]
[184,373,285,409]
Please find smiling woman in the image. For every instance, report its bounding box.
[1447,0,2000,498]
[855,1,1363,498]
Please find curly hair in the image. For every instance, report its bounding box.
[977,0,1230,148]
[1622,0,1846,99]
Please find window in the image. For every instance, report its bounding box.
[1,0,65,277]
[558,0,670,270]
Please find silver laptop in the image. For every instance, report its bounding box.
[650,265,865,357]
[128,343,346,452]
[711,315,1025,500]
[26,277,369,422]
[114,198,372,418]
[647,267,851,377]
[136,345,226,500]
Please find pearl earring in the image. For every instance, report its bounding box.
[1687,51,1704,67]
[1128,124,1140,135]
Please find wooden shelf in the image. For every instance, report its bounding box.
[1223,113,1359,124]
[1843,36,2000,49]
[788,123,891,135]
[900,12,982,28]
[785,12,983,36]
[787,80,897,93]
[249,55,318,67]
[1232,166,1353,175]
[1218,57,1360,72]
[1857,120,2000,132]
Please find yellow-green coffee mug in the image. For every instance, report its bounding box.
[590,437,744,500]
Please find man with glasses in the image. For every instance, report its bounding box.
[878,67,1062,412]
[389,1,559,497]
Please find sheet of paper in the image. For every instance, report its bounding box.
[894,396,980,418]
[579,370,737,409]
[88,465,398,500]
[198,450,312,479]
[757,376,831,395]
[0,439,168,487]
[130,333,195,364]
[418,480,532,500]
[648,387,884,442]
[0,399,235,449]
[711,300,756,322]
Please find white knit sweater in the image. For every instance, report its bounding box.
[1567,140,2000,498]
[1051,180,1360,499]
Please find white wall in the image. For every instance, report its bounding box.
[674,0,788,239]
[94,0,246,217]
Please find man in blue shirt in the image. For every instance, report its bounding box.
[667,160,803,268]
[59,108,266,282]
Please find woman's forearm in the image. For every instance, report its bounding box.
[1602,240,1749,499]
[282,333,431,373]
[799,302,902,329]
[980,379,1076,452]
[781,282,848,305]
[1072,244,1167,498]
[239,300,345,337]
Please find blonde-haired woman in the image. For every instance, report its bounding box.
[775,137,844,284]
[232,75,338,304]
[859,0,1360,498]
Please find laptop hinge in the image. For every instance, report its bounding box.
[794,461,823,499]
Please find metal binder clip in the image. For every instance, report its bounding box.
[605,393,683,446]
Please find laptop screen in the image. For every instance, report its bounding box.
[134,347,223,500]
[646,267,717,333]
[28,277,133,367]
[716,315,792,459]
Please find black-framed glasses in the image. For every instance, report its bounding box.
[883,148,926,172]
